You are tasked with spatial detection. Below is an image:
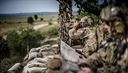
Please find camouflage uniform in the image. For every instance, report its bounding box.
[84,6,128,73]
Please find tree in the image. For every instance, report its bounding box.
[27,17,34,24]
[34,14,38,20]
[74,0,102,16]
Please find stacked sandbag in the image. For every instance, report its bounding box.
[8,42,88,73]
[7,44,59,73]
[8,63,23,73]
[22,56,55,73]
[43,41,87,73]
[22,44,60,73]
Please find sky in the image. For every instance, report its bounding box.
[0,0,78,14]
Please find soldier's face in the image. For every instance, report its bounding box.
[77,67,94,73]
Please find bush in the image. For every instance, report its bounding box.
[0,29,43,72]
[47,26,58,36]
[6,31,20,56]
[6,28,43,57]
[1,56,20,64]
[20,28,43,52]
[41,26,58,37]
[0,56,21,73]
[7,31,20,50]
[48,18,53,25]
[27,17,34,24]
[40,18,43,21]
[48,22,53,25]
[0,36,10,61]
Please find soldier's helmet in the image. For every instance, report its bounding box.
[100,6,123,21]
[100,6,126,33]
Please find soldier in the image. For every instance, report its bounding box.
[80,16,94,27]
[68,18,89,46]
[83,6,128,73]
[68,19,81,39]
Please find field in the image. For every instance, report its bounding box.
[0,14,58,34]
[0,14,59,48]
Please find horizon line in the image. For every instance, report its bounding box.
[0,11,77,14]
[0,11,59,14]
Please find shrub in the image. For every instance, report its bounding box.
[47,26,58,36]
[0,29,43,72]
[48,21,53,25]
[20,28,42,52]
[0,36,10,61]
[48,18,53,25]
[6,30,20,55]
[6,28,43,57]
[1,56,20,64]
[41,26,58,38]
[40,18,43,21]
[0,56,21,73]
[27,17,34,24]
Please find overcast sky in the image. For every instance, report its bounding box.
[0,0,78,14]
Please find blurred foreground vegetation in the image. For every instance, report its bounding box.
[0,21,59,72]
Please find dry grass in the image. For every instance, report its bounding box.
[0,15,58,34]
